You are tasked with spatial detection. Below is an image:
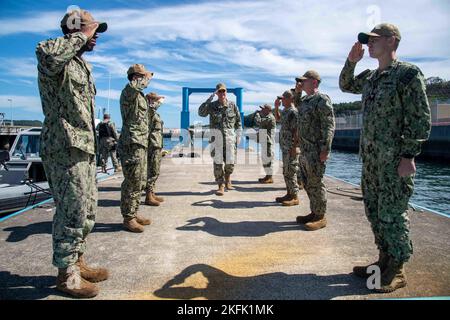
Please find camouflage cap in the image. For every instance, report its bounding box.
[60,9,107,33]
[296,70,321,82]
[259,103,272,111]
[358,23,401,44]
[277,90,294,100]
[216,83,227,91]
[146,92,164,100]
[127,64,154,78]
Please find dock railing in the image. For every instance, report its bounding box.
[335,100,450,130]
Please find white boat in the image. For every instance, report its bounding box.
[0,127,114,216]
[0,128,50,215]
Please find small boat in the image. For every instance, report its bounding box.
[0,128,51,215]
[0,124,124,216]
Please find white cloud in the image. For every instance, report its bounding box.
[96,89,122,101]
[0,0,449,128]
[0,95,42,113]
[0,11,60,36]
[0,57,37,78]
[86,54,130,77]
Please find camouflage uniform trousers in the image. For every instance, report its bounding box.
[211,142,237,184]
[146,147,162,192]
[361,147,414,263]
[261,141,274,176]
[298,151,327,215]
[119,144,147,219]
[297,152,306,190]
[42,147,97,268]
[99,137,119,169]
[281,151,299,196]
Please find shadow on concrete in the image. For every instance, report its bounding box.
[0,271,56,300]
[191,199,279,210]
[98,199,122,207]
[98,186,122,192]
[233,185,286,192]
[176,217,301,237]
[3,221,124,242]
[156,191,216,197]
[154,264,371,299]
[199,180,264,186]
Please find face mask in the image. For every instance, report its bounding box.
[132,77,149,90]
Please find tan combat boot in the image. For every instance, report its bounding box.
[225,175,234,190]
[56,265,98,298]
[275,193,290,203]
[296,212,315,224]
[353,251,389,278]
[304,214,327,231]
[259,175,273,184]
[123,217,144,233]
[216,184,225,196]
[76,254,109,283]
[114,166,122,173]
[374,257,407,293]
[282,194,299,207]
[136,215,151,226]
[144,191,160,206]
[152,192,164,203]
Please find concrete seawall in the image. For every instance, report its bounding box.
[333,125,450,161]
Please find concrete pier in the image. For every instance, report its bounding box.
[0,147,449,300]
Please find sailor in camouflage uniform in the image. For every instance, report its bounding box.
[198,83,242,196]
[36,9,109,298]
[118,64,153,233]
[339,23,431,292]
[144,92,165,206]
[254,104,276,184]
[295,71,335,231]
[274,90,300,207]
[96,113,121,173]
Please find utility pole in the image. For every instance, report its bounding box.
[7,99,13,126]
[107,71,111,114]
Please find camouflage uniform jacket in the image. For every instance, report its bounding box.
[119,83,149,148]
[297,92,335,154]
[198,99,242,139]
[255,112,276,146]
[96,121,118,141]
[148,101,163,149]
[279,106,298,153]
[294,91,303,110]
[36,32,97,155]
[339,59,431,157]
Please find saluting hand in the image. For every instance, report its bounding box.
[274,98,281,109]
[81,22,99,40]
[207,91,216,102]
[398,158,416,177]
[319,151,329,163]
[348,42,365,63]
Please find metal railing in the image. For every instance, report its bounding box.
[335,101,450,130]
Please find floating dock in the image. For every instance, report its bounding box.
[0,147,449,300]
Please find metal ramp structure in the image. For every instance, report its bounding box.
[180,87,244,130]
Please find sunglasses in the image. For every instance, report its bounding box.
[218,89,226,93]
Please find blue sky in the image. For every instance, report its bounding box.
[0,0,449,129]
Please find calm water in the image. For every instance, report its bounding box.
[164,137,450,215]
[325,150,450,215]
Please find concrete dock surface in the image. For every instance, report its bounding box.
[0,147,449,300]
